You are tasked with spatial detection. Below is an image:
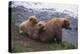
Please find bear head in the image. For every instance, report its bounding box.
[29,16,38,25]
[62,18,72,30]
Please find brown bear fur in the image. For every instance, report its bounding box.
[38,17,71,43]
[32,21,47,40]
[19,16,71,43]
[19,16,38,37]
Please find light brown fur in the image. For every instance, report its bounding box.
[19,16,38,37]
[32,21,47,40]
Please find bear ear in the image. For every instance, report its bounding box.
[64,19,68,22]
[64,20,69,25]
[62,20,68,27]
[29,18,33,21]
[38,24,42,27]
[63,19,72,30]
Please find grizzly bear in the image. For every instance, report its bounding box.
[19,16,38,37]
[38,17,71,43]
[32,21,47,40]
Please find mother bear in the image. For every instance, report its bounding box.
[37,17,71,43]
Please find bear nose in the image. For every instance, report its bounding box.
[67,27,72,30]
[69,27,72,30]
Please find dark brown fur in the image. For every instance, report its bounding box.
[38,17,71,43]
